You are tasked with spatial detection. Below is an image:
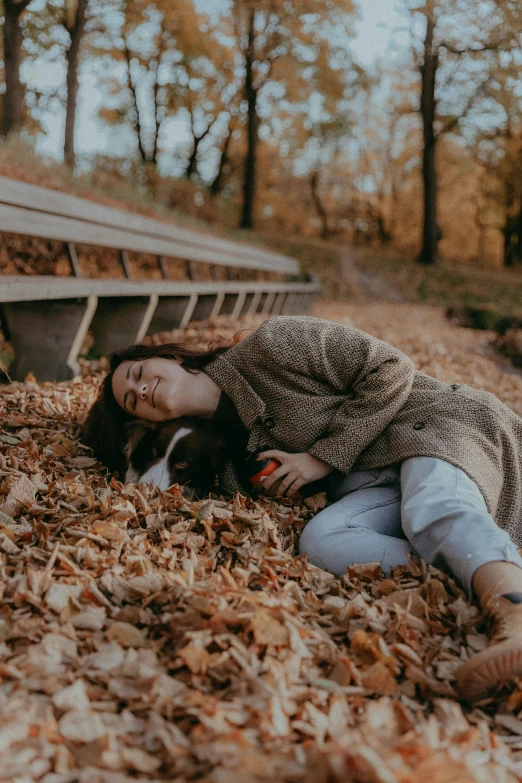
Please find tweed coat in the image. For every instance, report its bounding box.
[204,315,522,545]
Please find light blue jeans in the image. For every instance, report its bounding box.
[299,456,522,595]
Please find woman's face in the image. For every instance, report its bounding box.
[112,357,185,421]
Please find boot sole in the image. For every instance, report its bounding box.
[457,636,522,702]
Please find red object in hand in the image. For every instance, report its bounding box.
[249,457,281,486]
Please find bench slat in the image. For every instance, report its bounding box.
[0,274,320,303]
[0,176,297,272]
[0,203,299,273]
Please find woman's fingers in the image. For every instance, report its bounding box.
[276,473,294,494]
[256,451,331,497]
[257,449,286,461]
[274,472,299,497]
[260,463,288,492]
[283,478,304,498]
[260,468,303,497]
[256,452,312,496]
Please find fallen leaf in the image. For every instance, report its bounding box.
[0,474,37,517]
[251,610,289,646]
[106,621,145,648]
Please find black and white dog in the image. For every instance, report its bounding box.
[123,419,329,501]
[124,417,228,499]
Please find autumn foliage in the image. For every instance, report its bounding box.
[2,0,522,268]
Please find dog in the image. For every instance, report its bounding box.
[124,417,228,499]
[84,398,326,500]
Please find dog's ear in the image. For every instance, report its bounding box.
[124,419,155,457]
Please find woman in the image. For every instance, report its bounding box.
[85,315,522,702]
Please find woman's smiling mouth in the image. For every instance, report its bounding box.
[151,378,160,407]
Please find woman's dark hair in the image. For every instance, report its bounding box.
[82,337,239,474]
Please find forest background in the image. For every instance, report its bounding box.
[2,0,522,271]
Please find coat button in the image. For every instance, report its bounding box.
[413,421,425,431]
[263,416,275,429]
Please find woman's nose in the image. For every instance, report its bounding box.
[138,383,148,399]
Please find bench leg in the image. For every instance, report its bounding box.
[210,291,225,318]
[190,294,219,322]
[281,292,296,314]
[89,295,158,356]
[261,291,276,315]
[290,293,304,313]
[179,293,198,330]
[304,292,318,311]
[270,291,288,315]
[218,292,240,316]
[147,294,197,336]
[254,292,267,314]
[249,291,262,315]
[2,296,97,382]
[236,292,254,317]
[231,292,246,320]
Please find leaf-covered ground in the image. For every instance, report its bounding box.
[2,304,522,782]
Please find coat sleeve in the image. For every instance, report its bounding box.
[253,316,416,474]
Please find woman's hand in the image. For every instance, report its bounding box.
[257,450,334,498]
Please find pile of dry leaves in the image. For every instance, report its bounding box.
[2,307,522,783]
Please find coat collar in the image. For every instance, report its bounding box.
[204,354,266,429]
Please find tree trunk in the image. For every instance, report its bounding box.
[240,10,258,230]
[476,221,486,265]
[418,11,439,266]
[3,0,31,137]
[151,39,164,166]
[504,202,522,267]
[151,101,159,165]
[310,171,330,239]
[504,217,516,267]
[513,199,522,266]
[64,0,88,168]
[376,212,391,244]
[209,127,233,196]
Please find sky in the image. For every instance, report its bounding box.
[30,0,405,163]
[351,0,404,65]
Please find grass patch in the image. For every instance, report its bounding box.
[351,247,522,313]
[259,234,522,316]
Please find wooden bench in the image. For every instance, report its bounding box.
[0,177,320,381]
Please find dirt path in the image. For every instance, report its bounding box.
[312,298,522,417]
[338,250,407,303]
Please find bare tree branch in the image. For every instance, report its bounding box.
[437,76,489,137]
[122,41,148,163]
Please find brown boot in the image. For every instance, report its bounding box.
[457,594,522,702]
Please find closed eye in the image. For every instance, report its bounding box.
[129,365,141,411]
